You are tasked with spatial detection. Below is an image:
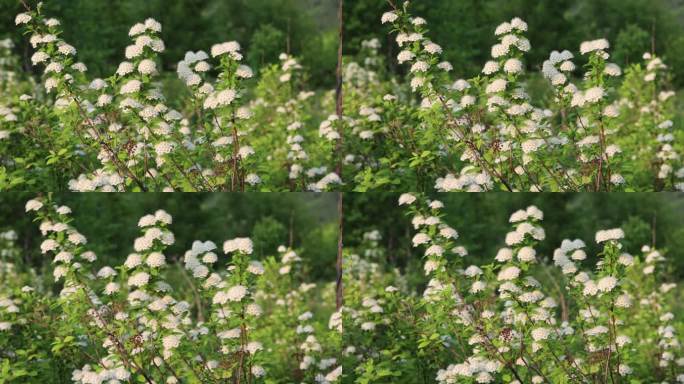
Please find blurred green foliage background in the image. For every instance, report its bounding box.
[344,193,684,280]
[0,0,340,87]
[346,0,684,87]
[3,0,684,87]
[0,192,339,281]
[2,192,683,303]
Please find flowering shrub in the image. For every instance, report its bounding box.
[365,2,684,191]
[2,2,682,191]
[5,3,343,192]
[0,197,340,383]
[343,193,684,383]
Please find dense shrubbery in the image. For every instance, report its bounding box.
[1,1,683,191]
[343,193,684,383]
[350,2,683,192]
[0,197,341,383]
[3,3,344,192]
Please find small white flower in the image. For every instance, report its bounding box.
[604,63,622,76]
[41,239,59,253]
[398,193,416,205]
[517,246,536,262]
[397,50,415,64]
[162,335,181,350]
[117,61,135,76]
[486,79,507,94]
[597,276,617,293]
[464,265,483,277]
[361,321,376,331]
[15,13,32,25]
[412,233,430,247]
[425,245,444,256]
[495,248,513,262]
[531,327,551,341]
[226,285,248,301]
[120,80,142,94]
[146,252,166,268]
[31,51,49,65]
[583,280,599,296]
[424,260,440,275]
[503,58,523,74]
[104,282,120,295]
[251,365,266,378]
[211,41,241,57]
[128,272,150,287]
[246,341,262,354]
[223,237,253,254]
[497,266,520,281]
[595,228,624,243]
[25,199,44,212]
[247,261,265,275]
[584,87,604,103]
[618,364,632,376]
[97,267,117,279]
[482,61,499,75]
[381,12,398,24]
[138,59,157,75]
[580,39,610,55]
[440,227,458,239]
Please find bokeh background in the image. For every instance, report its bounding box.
[0,193,339,284]
[2,0,684,87]
[347,0,684,86]
[345,193,684,279]
[1,0,340,87]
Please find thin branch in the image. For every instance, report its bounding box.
[334,0,345,178]
[336,192,344,310]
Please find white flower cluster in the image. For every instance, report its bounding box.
[436,356,501,384]
[19,13,85,96]
[223,237,253,254]
[278,246,301,275]
[264,54,315,183]
[384,7,452,96]
[309,172,342,192]
[542,50,575,86]
[318,114,342,141]
[595,228,624,243]
[406,198,465,301]
[580,38,610,57]
[26,200,99,294]
[67,170,126,192]
[203,89,237,110]
[491,18,530,59]
[211,41,241,59]
[633,53,684,190]
[72,363,130,384]
[435,170,493,192]
[183,240,217,279]
[0,294,20,332]
[177,50,212,89]
[553,238,587,275]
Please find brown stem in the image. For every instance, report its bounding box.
[231,110,240,192]
[336,192,344,310]
[334,0,345,178]
[67,87,148,191]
